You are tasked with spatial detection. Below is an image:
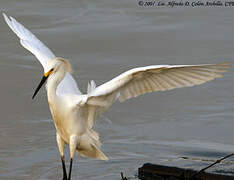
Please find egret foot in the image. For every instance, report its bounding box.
[61,156,68,180]
[68,158,73,180]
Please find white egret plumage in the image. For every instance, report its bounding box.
[3,13,230,180]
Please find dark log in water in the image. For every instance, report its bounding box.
[138,163,234,180]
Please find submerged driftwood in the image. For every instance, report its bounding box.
[138,163,234,180]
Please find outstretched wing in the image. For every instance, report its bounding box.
[3,13,82,95]
[84,64,229,128]
[3,13,54,71]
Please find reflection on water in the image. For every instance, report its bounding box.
[1,1,234,179]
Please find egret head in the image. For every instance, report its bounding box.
[32,57,72,99]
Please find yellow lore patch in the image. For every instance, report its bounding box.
[44,69,53,77]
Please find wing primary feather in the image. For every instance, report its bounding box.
[144,78,154,92]
[154,74,171,90]
[159,74,181,88]
[167,71,194,87]
[179,71,212,82]
[150,75,165,91]
[165,73,187,87]
[132,81,141,95]
[146,77,157,91]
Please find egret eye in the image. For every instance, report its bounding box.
[48,68,54,74]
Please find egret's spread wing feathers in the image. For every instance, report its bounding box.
[3,13,82,95]
[117,64,229,102]
[86,64,229,118]
[3,13,55,71]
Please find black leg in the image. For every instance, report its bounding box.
[61,156,68,180]
[68,158,73,180]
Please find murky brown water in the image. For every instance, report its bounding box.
[1,1,234,179]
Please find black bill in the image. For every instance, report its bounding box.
[32,75,48,99]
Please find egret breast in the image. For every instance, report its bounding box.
[49,100,89,144]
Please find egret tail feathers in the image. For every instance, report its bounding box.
[77,130,108,160]
[78,144,108,160]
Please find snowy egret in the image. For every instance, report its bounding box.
[3,13,230,180]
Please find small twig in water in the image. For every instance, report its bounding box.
[191,153,234,178]
[121,172,128,180]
